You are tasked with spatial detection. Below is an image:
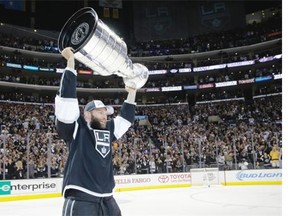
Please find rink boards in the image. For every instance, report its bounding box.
[0,169,282,202]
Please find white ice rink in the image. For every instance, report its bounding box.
[0,185,282,216]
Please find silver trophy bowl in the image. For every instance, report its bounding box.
[58,7,148,89]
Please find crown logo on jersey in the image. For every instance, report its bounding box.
[93,130,110,158]
[101,146,107,154]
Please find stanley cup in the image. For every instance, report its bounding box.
[58,7,148,89]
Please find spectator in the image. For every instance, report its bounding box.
[260,152,271,169]
[269,145,280,168]
[238,158,249,170]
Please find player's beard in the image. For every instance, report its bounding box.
[90,116,106,129]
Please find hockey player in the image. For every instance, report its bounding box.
[55,47,137,216]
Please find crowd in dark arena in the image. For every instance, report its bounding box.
[0,1,282,181]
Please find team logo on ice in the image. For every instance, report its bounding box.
[93,130,110,158]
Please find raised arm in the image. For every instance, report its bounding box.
[112,86,137,140]
[55,47,80,141]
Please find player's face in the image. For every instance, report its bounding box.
[90,108,108,129]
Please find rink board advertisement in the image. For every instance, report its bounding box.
[224,169,282,185]
[114,173,192,191]
[0,169,282,201]
[0,178,62,200]
[190,169,282,186]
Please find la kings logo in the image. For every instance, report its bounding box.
[93,130,110,158]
